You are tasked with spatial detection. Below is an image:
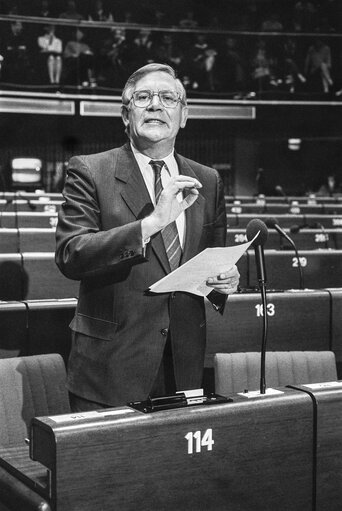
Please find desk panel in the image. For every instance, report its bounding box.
[0,229,20,252]
[0,253,25,300]
[292,383,342,511]
[248,250,342,290]
[0,213,58,229]
[19,229,56,252]
[30,389,313,511]
[325,288,342,378]
[0,301,27,358]
[22,253,79,300]
[205,290,331,368]
[227,213,305,229]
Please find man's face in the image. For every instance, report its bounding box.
[121,71,188,153]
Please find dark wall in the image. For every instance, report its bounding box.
[1,104,342,194]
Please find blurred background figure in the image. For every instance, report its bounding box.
[216,36,247,94]
[88,0,113,22]
[63,28,95,87]
[281,37,306,93]
[98,27,129,88]
[184,33,218,91]
[1,20,32,84]
[304,38,333,93]
[37,25,63,85]
[317,174,342,196]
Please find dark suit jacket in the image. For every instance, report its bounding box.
[55,143,227,406]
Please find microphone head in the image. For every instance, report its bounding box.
[265,217,278,229]
[290,224,301,234]
[246,219,268,247]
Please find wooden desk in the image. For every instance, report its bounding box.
[291,382,342,511]
[0,445,50,510]
[205,289,331,368]
[26,389,313,511]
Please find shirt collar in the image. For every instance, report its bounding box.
[130,143,176,173]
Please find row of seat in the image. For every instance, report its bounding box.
[1,226,341,254]
[227,203,342,215]
[225,195,342,204]
[1,289,341,381]
[0,252,78,300]
[3,199,342,216]
[229,227,342,250]
[1,248,342,301]
[227,212,342,229]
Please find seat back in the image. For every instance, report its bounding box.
[0,354,70,447]
[214,351,338,395]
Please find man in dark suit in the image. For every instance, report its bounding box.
[56,63,240,411]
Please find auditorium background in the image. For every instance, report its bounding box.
[0,1,342,510]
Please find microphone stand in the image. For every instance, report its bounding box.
[286,236,304,290]
[255,244,268,395]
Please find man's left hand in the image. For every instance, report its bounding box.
[206,265,240,295]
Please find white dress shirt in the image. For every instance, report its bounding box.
[131,145,186,247]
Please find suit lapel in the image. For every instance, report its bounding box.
[117,144,170,273]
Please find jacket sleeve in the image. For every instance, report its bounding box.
[55,155,147,280]
[207,169,229,314]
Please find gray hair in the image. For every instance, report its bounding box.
[121,63,187,106]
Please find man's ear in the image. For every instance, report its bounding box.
[180,106,188,129]
[121,105,129,128]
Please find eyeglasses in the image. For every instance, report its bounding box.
[130,90,182,108]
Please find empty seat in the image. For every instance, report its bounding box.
[214,351,338,395]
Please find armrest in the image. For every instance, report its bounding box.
[0,466,51,511]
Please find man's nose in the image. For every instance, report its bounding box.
[147,93,163,109]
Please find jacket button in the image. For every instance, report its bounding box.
[160,328,168,336]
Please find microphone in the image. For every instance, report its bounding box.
[246,219,268,395]
[266,216,296,247]
[266,216,304,290]
[246,218,268,286]
[290,222,329,249]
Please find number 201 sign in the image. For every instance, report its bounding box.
[185,429,214,454]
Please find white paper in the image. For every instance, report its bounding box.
[149,234,257,297]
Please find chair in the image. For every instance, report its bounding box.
[0,354,70,510]
[214,351,338,395]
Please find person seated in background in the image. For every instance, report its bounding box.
[63,28,96,87]
[124,28,153,75]
[150,33,184,77]
[249,38,276,92]
[87,0,113,22]
[97,27,130,88]
[281,37,306,93]
[316,174,342,196]
[1,20,32,84]
[178,10,199,29]
[304,38,334,94]
[37,25,63,85]
[215,36,247,94]
[183,33,218,91]
[35,0,54,18]
[87,0,114,67]
[59,0,83,21]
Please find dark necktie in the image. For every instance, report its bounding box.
[149,160,182,271]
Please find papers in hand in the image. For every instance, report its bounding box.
[149,234,257,297]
